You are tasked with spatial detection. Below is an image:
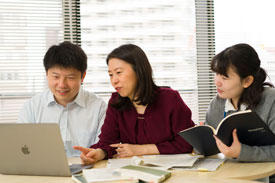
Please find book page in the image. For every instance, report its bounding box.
[107,158,133,169]
[141,154,202,169]
[174,158,226,171]
[107,154,201,170]
[180,125,216,134]
[82,168,137,183]
[215,109,252,134]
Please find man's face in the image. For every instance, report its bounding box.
[47,66,85,107]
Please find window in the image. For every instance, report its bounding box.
[0,0,63,122]
[80,0,215,122]
[0,0,215,123]
[215,0,275,84]
[195,0,215,121]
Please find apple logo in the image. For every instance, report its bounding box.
[21,145,30,155]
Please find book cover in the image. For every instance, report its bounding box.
[120,165,171,183]
[179,125,218,156]
[179,110,275,156]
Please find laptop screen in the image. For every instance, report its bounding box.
[0,123,71,176]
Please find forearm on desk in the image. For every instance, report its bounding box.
[138,144,160,155]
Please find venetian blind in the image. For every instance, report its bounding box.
[63,0,81,44]
[80,0,200,122]
[195,0,216,121]
[0,0,64,123]
[0,0,216,123]
[80,0,216,122]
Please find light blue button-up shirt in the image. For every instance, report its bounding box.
[18,87,107,157]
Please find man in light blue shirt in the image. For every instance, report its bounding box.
[18,41,107,157]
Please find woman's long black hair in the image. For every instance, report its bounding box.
[106,44,158,110]
[211,43,273,109]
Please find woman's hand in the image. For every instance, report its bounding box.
[199,122,204,125]
[110,143,159,158]
[213,129,241,158]
[73,146,106,165]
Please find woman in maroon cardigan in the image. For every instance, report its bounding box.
[74,44,195,164]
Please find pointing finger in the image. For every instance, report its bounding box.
[73,146,91,154]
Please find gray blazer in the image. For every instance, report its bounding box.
[206,87,275,161]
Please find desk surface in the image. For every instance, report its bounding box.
[0,173,261,183]
[92,158,275,181]
[1,156,274,183]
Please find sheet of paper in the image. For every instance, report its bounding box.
[107,154,202,170]
[141,154,201,169]
[173,158,226,171]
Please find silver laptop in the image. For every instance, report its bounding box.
[0,123,73,177]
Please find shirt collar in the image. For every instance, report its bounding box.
[224,99,247,112]
[46,87,86,108]
[73,87,85,108]
[46,90,56,106]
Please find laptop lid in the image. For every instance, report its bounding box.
[0,123,71,177]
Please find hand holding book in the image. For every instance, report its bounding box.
[179,110,275,156]
[213,129,241,158]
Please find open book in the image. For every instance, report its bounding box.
[178,110,275,156]
[140,154,201,169]
[119,165,171,183]
[80,165,170,183]
[107,154,201,170]
[81,168,138,183]
[173,158,226,172]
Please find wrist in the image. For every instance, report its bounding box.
[139,144,148,155]
[141,144,159,155]
[96,148,107,160]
